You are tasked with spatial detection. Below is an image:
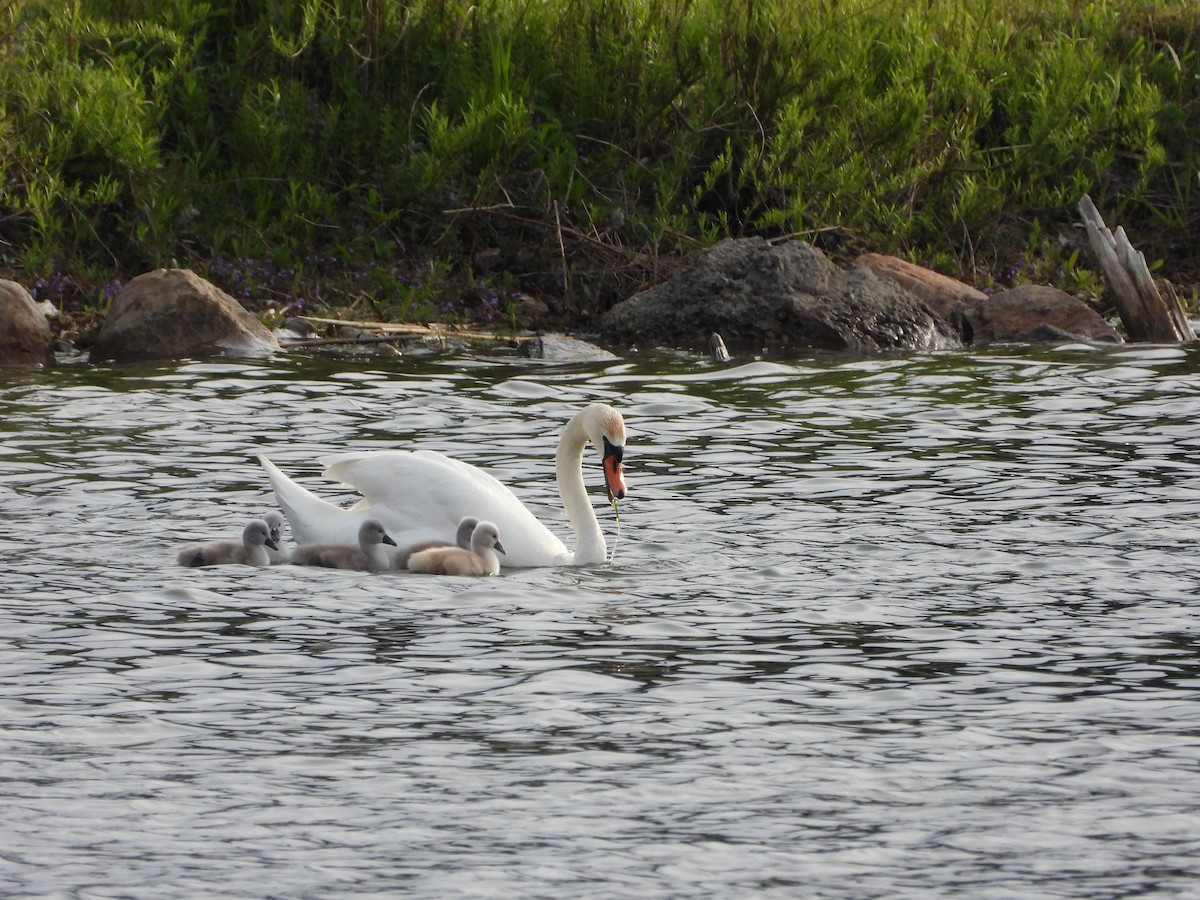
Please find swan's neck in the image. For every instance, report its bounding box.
[556,411,605,565]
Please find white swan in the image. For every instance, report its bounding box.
[407,520,506,576]
[178,519,277,567]
[259,402,627,567]
[395,515,478,569]
[288,519,397,572]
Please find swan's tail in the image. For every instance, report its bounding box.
[258,454,354,546]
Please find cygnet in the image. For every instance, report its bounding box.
[263,510,290,564]
[288,519,397,572]
[178,519,277,567]
[407,520,505,576]
[394,515,480,569]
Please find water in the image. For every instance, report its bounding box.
[3,343,1200,898]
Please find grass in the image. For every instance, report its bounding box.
[2,0,1199,334]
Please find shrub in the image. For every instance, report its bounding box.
[2,0,1198,320]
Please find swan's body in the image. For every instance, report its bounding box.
[288,519,396,572]
[395,516,478,569]
[178,519,277,567]
[264,510,290,563]
[408,520,506,576]
[259,403,627,568]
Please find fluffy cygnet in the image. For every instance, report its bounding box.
[288,519,397,572]
[407,520,505,576]
[178,519,277,567]
[263,510,290,564]
[394,515,480,569]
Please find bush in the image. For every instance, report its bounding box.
[2,0,1198,321]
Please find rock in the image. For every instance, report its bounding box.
[601,238,960,353]
[474,247,504,273]
[965,285,1122,345]
[0,279,54,366]
[855,252,986,338]
[519,333,618,361]
[856,254,1123,346]
[281,316,317,337]
[511,293,551,329]
[92,268,280,362]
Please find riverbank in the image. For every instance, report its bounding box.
[3,0,1199,346]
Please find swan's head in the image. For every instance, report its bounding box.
[361,519,398,547]
[586,404,627,501]
[246,519,279,551]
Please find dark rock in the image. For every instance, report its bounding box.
[474,247,504,273]
[855,252,986,339]
[0,279,54,366]
[519,334,618,361]
[92,268,280,362]
[966,285,1122,345]
[512,293,551,329]
[282,317,317,337]
[858,254,1121,346]
[337,324,378,340]
[601,238,960,353]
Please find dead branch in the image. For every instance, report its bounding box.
[1078,194,1195,342]
[288,316,518,346]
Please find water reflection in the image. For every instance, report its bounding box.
[2,345,1200,897]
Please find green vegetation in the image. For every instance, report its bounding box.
[2,0,1198,331]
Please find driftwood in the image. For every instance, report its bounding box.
[1078,195,1195,342]
[708,332,731,362]
[280,317,617,361]
[279,334,418,350]
[283,316,515,348]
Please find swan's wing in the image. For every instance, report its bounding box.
[259,455,375,548]
[323,450,529,522]
[319,450,569,567]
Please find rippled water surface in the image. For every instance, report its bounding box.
[4,343,1200,898]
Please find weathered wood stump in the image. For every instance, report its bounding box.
[1078,195,1195,343]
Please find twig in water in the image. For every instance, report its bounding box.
[608,496,621,564]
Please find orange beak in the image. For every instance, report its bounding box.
[603,452,627,500]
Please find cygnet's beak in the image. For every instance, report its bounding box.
[265,537,279,551]
[494,539,507,555]
[383,533,398,546]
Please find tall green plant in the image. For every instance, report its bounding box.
[3,0,1200,314]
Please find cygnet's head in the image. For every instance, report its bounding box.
[245,519,278,550]
[455,516,480,548]
[360,519,397,548]
[471,520,505,556]
[263,510,285,544]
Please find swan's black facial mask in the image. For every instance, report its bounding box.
[602,437,626,501]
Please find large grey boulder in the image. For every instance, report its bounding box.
[0,279,54,366]
[601,238,959,353]
[519,333,618,361]
[92,268,279,362]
